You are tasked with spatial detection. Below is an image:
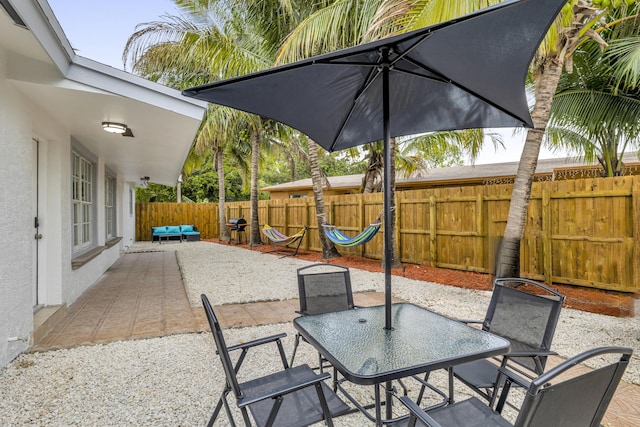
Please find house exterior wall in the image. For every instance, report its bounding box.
[121,180,136,249]
[0,44,35,366]
[0,44,129,369]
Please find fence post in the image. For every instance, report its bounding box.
[475,193,484,267]
[284,203,290,236]
[265,201,271,227]
[397,192,404,263]
[359,197,366,257]
[633,177,640,291]
[429,195,437,265]
[212,203,218,238]
[328,200,334,225]
[305,198,310,250]
[542,189,552,284]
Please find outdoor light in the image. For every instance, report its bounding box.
[102,122,127,134]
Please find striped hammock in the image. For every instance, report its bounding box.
[323,221,381,248]
[262,225,307,246]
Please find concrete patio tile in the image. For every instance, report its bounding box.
[29,250,639,425]
[216,305,256,328]
[244,302,286,325]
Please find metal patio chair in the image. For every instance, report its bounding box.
[289,263,355,368]
[397,346,632,427]
[446,278,564,404]
[201,294,349,427]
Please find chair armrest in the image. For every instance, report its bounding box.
[497,366,530,388]
[237,370,331,408]
[398,396,443,427]
[493,366,532,412]
[456,319,483,325]
[226,333,287,352]
[505,349,557,358]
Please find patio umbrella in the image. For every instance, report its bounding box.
[183,0,567,329]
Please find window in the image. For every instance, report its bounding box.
[129,187,134,216]
[105,174,115,239]
[72,152,93,252]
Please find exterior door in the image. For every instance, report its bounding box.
[32,139,41,308]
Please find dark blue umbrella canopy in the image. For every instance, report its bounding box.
[183,0,567,329]
[183,0,567,152]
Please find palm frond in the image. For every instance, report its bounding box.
[606,36,640,91]
[276,0,385,63]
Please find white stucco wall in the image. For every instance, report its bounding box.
[121,181,136,248]
[0,45,35,364]
[0,47,127,368]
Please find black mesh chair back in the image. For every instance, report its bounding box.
[201,294,349,427]
[291,264,355,368]
[484,278,564,373]
[400,346,632,427]
[202,294,243,399]
[450,278,564,404]
[511,346,632,427]
[297,263,355,315]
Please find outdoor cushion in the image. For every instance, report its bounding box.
[180,225,194,232]
[152,226,168,234]
[166,226,181,234]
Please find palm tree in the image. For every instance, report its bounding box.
[307,139,342,258]
[194,105,256,241]
[547,29,640,177]
[496,0,640,277]
[608,34,640,91]
[274,1,414,266]
[125,1,315,245]
[378,0,639,278]
[249,124,262,245]
[278,1,503,265]
[355,130,503,193]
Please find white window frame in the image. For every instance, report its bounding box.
[129,187,134,216]
[72,151,94,253]
[105,173,116,240]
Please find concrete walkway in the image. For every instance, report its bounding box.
[31,250,639,426]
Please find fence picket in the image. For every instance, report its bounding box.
[136,176,639,293]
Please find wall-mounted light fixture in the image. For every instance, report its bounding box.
[139,176,150,188]
[102,122,128,134]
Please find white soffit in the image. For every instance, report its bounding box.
[1,0,206,186]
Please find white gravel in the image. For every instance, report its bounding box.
[0,241,637,426]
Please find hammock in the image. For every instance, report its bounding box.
[323,221,381,248]
[262,225,308,258]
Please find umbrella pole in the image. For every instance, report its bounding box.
[382,48,393,331]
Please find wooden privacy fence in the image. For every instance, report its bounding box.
[136,175,640,293]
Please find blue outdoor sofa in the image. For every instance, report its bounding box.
[152,225,201,243]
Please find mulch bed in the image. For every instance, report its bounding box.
[204,238,636,317]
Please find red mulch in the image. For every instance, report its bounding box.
[203,238,636,317]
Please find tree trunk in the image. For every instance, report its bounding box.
[250,127,262,245]
[362,149,382,193]
[382,138,402,269]
[496,56,564,278]
[308,140,340,259]
[216,149,230,242]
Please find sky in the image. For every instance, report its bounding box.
[48,0,180,72]
[47,0,565,166]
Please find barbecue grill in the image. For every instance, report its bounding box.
[227,218,247,244]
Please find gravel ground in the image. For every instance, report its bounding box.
[0,241,637,426]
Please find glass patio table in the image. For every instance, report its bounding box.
[293,303,510,425]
